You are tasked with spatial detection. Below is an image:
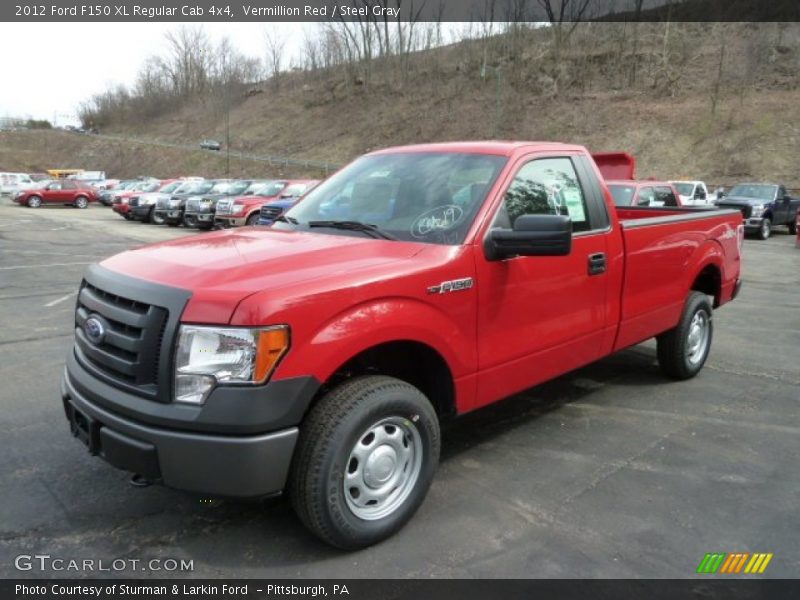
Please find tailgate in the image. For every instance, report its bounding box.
[614,208,742,351]
[592,152,636,181]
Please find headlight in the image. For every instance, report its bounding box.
[199,201,211,210]
[750,204,765,217]
[174,325,290,405]
[232,204,245,214]
[168,199,181,208]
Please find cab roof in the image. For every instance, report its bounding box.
[369,141,587,156]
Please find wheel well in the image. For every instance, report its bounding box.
[320,341,456,420]
[692,264,722,307]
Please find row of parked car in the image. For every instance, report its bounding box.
[105,176,319,229]
[606,178,799,240]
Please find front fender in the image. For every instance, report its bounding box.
[274,297,476,384]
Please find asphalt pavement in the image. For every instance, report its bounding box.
[0,200,798,579]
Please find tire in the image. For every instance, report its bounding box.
[788,220,797,235]
[657,291,713,380]
[74,196,89,209]
[289,375,440,550]
[757,218,771,240]
[151,210,165,225]
[27,195,42,208]
[246,213,260,226]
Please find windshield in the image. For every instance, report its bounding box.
[242,181,268,195]
[278,152,507,245]
[728,184,777,201]
[608,184,636,206]
[210,181,235,194]
[158,181,182,193]
[672,183,695,196]
[282,183,310,197]
[255,181,286,197]
[225,181,252,195]
[182,181,214,194]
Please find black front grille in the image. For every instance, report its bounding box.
[75,281,168,399]
[129,197,140,207]
[260,205,282,220]
[717,203,751,219]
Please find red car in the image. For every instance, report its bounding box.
[213,179,318,228]
[607,179,684,208]
[61,142,743,549]
[13,180,97,208]
[111,180,162,220]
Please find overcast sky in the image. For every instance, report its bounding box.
[0,22,308,125]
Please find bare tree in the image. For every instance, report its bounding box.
[264,25,287,90]
[536,0,593,63]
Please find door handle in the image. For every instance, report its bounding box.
[588,252,606,275]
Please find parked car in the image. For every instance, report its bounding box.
[130,180,191,224]
[200,139,221,151]
[670,181,711,206]
[111,180,162,220]
[607,180,683,208]
[182,179,263,230]
[99,180,136,206]
[61,141,743,549]
[715,183,800,239]
[13,179,96,208]
[153,179,221,227]
[0,172,39,196]
[255,181,320,226]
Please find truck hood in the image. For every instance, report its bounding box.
[100,228,425,323]
[718,196,768,205]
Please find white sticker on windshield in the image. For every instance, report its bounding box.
[562,189,586,222]
[411,205,464,238]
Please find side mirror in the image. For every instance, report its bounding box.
[484,214,572,261]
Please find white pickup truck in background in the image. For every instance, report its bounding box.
[670,181,717,206]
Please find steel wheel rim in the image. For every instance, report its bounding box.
[344,416,423,521]
[686,310,710,365]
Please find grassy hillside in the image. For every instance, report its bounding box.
[3,23,799,186]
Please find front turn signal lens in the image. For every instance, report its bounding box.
[255,326,290,382]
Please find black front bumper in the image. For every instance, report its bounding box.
[62,350,320,498]
[130,205,153,220]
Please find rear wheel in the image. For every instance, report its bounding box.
[289,375,440,549]
[27,195,42,208]
[246,213,260,226]
[74,196,89,209]
[758,218,771,240]
[657,291,713,380]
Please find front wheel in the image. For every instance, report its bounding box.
[657,291,713,380]
[246,213,260,226]
[151,210,165,225]
[289,375,440,549]
[758,218,771,240]
[27,195,42,208]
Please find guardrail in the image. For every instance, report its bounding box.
[92,132,342,175]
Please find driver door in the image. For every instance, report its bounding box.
[473,154,612,408]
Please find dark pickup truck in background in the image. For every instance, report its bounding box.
[61,142,743,550]
[716,183,800,240]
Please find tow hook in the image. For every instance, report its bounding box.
[129,473,152,488]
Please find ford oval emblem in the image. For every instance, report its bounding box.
[84,316,106,345]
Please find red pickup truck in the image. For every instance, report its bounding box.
[61,142,743,549]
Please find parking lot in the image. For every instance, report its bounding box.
[0,200,798,579]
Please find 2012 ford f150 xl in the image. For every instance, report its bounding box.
[61,142,743,549]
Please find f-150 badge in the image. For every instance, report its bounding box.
[427,278,474,294]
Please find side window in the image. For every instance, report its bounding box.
[637,187,656,206]
[778,185,787,200]
[48,182,62,191]
[493,157,591,232]
[654,186,678,207]
[62,181,77,190]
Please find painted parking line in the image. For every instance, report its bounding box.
[43,292,77,308]
[0,261,92,271]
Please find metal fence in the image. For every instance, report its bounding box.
[94,133,342,175]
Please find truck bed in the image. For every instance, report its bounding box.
[613,205,743,351]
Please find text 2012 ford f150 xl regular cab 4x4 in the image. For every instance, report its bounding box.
[61,142,743,549]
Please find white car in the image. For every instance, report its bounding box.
[0,173,39,196]
[670,181,714,206]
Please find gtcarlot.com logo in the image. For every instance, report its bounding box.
[697,552,773,574]
[14,554,194,572]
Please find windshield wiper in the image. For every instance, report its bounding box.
[275,214,298,225]
[307,220,397,240]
